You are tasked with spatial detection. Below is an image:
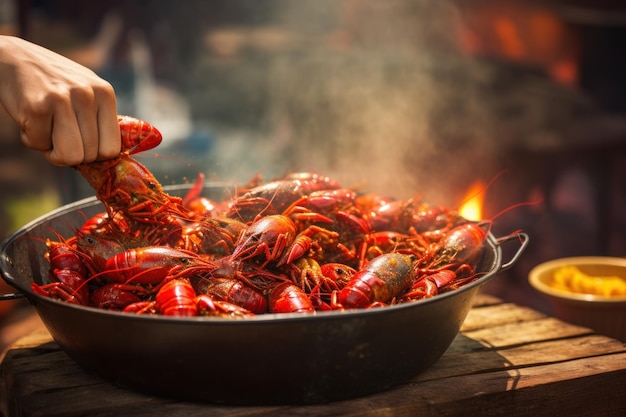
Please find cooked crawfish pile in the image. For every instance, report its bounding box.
[33,115,494,318]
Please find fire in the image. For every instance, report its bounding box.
[455,1,580,87]
[458,181,485,221]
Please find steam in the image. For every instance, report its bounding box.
[253,0,491,205]
[195,0,597,208]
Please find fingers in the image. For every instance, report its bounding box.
[75,80,120,163]
[75,107,100,164]
[45,105,86,166]
[19,103,86,167]
[95,85,121,160]
[37,88,93,166]
[22,83,119,166]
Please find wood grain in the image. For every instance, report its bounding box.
[1,294,625,417]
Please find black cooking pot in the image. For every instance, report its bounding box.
[0,184,528,405]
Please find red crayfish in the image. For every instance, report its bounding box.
[123,278,254,317]
[33,114,522,318]
[336,253,416,309]
[31,239,93,305]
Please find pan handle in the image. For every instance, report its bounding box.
[0,272,25,301]
[0,292,25,301]
[496,232,529,272]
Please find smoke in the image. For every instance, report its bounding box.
[192,0,597,207]
[248,0,489,205]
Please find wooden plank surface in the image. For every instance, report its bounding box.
[1,294,625,417]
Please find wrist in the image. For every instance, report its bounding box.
[0,35,20,81]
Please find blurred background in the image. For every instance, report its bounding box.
[2,0,626,349]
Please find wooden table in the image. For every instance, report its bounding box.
[1,294,625,417]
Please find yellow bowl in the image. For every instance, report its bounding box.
[528,256,626,342]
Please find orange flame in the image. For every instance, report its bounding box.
[458,181,485,222]
[455,1,580,87]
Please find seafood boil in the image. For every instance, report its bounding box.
[32,115,518,318]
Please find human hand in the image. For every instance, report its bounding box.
[0,36,120,166]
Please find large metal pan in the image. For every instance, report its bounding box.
[0,184,528,405]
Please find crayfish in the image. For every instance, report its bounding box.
[34,115,519,317]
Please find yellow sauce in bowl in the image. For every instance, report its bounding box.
[552,265,626,297]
